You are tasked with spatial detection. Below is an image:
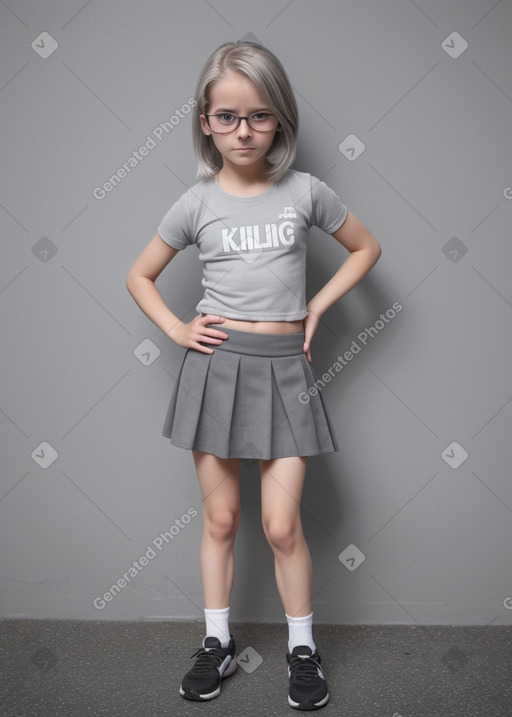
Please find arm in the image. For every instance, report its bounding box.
[126,233,228,354]
[303,210,382,361]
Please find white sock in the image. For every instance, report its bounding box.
[286,611,316,653]
[204,606,230,647]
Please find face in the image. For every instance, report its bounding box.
[200,70,279,171]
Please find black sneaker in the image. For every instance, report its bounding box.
[179,634,237,701]
[286,645,329,710]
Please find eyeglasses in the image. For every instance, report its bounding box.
[205,112,279,134]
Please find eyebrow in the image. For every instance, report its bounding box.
[211,107,271,113]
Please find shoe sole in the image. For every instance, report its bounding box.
[288,691,330,710]
[179,655,237,701]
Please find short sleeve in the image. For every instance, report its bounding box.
[157,191,193,249]
[310,176,348,234]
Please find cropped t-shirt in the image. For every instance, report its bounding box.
[157,169,348,321]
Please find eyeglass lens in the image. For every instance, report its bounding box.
[208,112,277,133]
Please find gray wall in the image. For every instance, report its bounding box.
[2,0,511,626]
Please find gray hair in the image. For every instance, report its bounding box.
[192,41,298,183]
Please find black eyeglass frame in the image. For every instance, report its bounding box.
[204,113,279,134]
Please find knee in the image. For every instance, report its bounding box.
[263,518,299,554]
[205,509,239,542]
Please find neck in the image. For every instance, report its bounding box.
[218,158,273,190]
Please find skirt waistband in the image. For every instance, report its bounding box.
[203,324,305,357]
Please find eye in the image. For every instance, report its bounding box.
[251,112,270,121]
[217,113,236,124]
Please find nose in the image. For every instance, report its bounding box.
[236,117,252,138]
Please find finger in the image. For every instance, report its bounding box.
[201,314,225,325]
[198,315,229,340]
[203,324,229,337]
[191,341,215,354]
[197,334,226,344]
[198,327,229,343]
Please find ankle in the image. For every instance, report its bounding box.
[285,611,316,652]
[204,606,231,647]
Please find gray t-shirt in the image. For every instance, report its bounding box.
[157,169,348,321]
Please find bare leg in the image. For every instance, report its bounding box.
[260,456,312,617]
[193,450,241,609]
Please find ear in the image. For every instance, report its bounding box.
[199,114,212,136]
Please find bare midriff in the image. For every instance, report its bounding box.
[220,317,304,334]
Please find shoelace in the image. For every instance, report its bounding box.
[188,646,225,674]
[289,654,321,682]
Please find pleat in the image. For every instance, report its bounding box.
[163,349,212,446]
[161,355,185,438]
[228,354,271,458]
[270,355,322,456]
[194,349,241,456]
[299,355,339,453]
[269,360,301,457]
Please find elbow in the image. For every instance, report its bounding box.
[126,269,138,296]
[126,270,155,298]
[371,233,382,263]
[363,233,381,267]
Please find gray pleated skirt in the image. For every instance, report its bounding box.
[162,326,339,460]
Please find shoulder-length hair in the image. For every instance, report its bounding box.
[192,41,298,183]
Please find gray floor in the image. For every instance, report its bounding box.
[1,619,511,716]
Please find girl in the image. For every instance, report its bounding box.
[126,41,381,711]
